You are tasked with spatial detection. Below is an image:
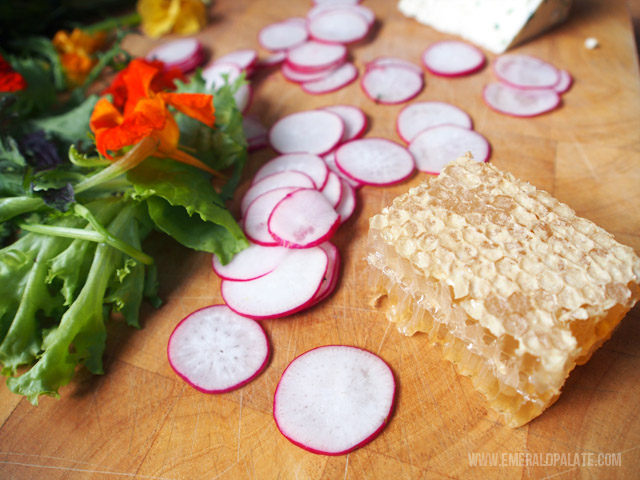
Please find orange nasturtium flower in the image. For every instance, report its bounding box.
[137,0,207,38]
[90,58,217,174]
[52,28,107,86]
[0,55,27,92]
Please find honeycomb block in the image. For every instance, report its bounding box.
[367,155,640,427]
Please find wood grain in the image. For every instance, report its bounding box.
[2,0,640,478]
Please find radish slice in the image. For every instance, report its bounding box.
[286,41,347,73]
[243,187,303,246]
[308,9,370,44]
[269,110,344,155]
[308,4,375,27]
[202,62,242,90]
[553,69,573,94]
[167,305,269,393]
[281,62,336,84]
[273,345,395,455]
[409,124,491,174]
[335,138,415,186]
[241,170,316,215]
[255,51,287,68]
[322,151,362,189]
[312,242,341,304]
[302,62,358,94]
[361,66,424,104]
[313,0,361,5]
[215,49,258,71]
[147,38,204,72]
[365,57,422,75]
[320,104,367,141]
[212,243,290,281]
[422,40,485,77]
[483,82,561,117]
[259,20,309,52]
[222,247,329,319]
[335,178,356,224]
[253,153,329,189]
[234,83,252,113]
[268,189,340,248]
[493,54,560,89]
[396,101,473,143]
[320,171,343,207]
[243,115,268,151]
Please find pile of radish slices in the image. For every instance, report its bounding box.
[483,53,572,117]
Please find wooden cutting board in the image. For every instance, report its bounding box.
[1,0,639,478]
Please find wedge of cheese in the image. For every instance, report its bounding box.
[367,155,640,427]
[398,0,573,54]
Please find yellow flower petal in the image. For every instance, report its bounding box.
[173,0,207,36]
[137,0,182,38]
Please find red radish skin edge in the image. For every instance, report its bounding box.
[492,54,560,90]
[273,345,396,456]
[167,305,270,394]
[482,84,561,118]
[360,65,424,105]
[422,41,486,78]
[395,101,473,144]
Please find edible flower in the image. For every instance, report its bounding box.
[52,28,107,86]
[90,58,217,174]
[0,54,27,92]
[137,0,208,38]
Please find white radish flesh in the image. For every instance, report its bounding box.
[253,153,329,189]
[321,104,367,141]
[483,82,560,117]
[334,178,356,224]
[281,62,336,84]
[215,49,258,71]
[286,41,347,72]
[335,138,415,186]
[147,38,204,72]
[493,54,560,89]
[259,20,309,52]
[323,151,362,189]
[269,110,344,155]
[553,69,573,94]
[409,124,491,174]
[365,56,422,75]
[361,66,423,104]
[222,247,329,319]
[255,51,287,68]
[202,62,242,91]
[243,187,303,246]
[212,243,290,281]
[273,345,396,455]
[302,62,358,94]
[268,189,340,248]
[234,83,252,113]
[396,101,473,143]
[243,116,268,151]
[320,171,343,207]
[311,242,341,304]
[422,40,485,77]
[308,4,375,27]
[167,305,269,393]
[308,9,370,44]
[241,170,316,215]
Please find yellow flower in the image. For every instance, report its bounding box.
[52,28,107,86]
[137,0,208,38]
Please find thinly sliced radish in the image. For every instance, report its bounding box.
[243,115,268,151]
[268,189,340,248]
[483,82,560,117]
[212,243,290,281]
[302,62,358,94]
[167,305,269,393]
[273,345,396,455]
[253,153,329,189]
[365,56,422,75]
[281,62,336,84]
[334,178,356,224]
[241,170,316,215]
[409,124,490,174]
[243,187,303,246]
[215,49,258,72]
[422,40,485,77]
[322,151,362,189]
[222,247,329,319]
[553,69,573,94]
[202,62,242,90]
[147,38,204,72]
[234,83,252,113]
[361,65,423,104]
[308,4,375,27]
[493,54,560,89]
[320,171,343,207]
[313,0,361,5]
[335,138,415,186]
[255,51,287,69]
[321,105,367,141]
[269,110,344,155]
[396,101,473,143]
[308,9,370,44]
[259,20,309,52]
[311,242,341,304]
[286,41,347,73]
